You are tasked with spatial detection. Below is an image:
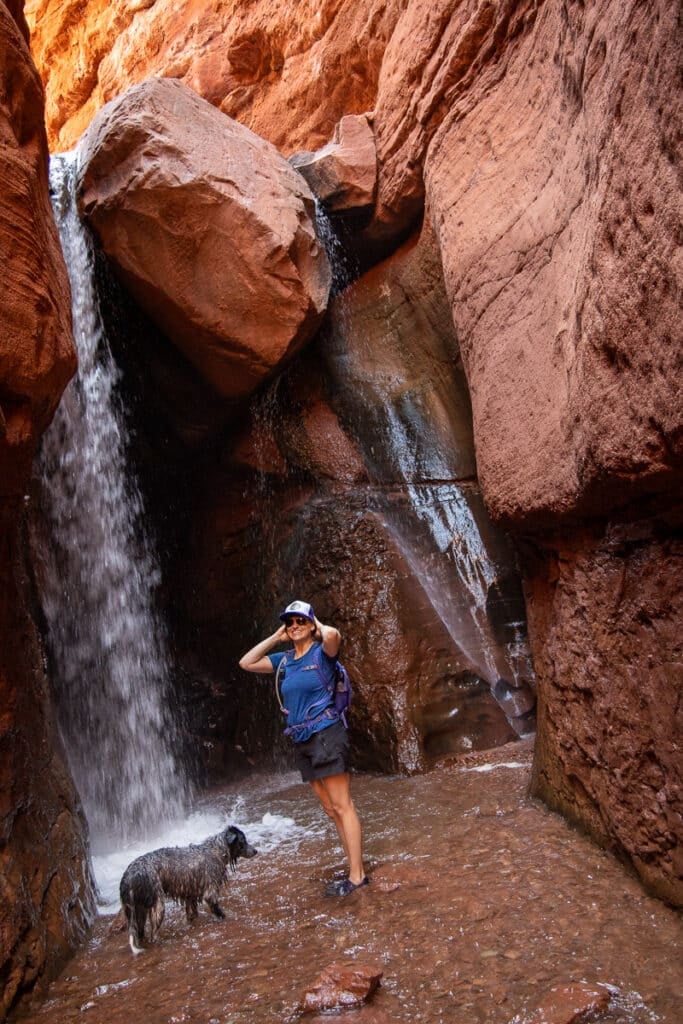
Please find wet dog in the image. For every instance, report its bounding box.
[119,825,257,954]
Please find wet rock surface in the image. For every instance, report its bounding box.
[526,517,683,907]
[162,216,535,780]
[14,744,682,1024]
[0,508,95,1021]
[523,982,611,1024]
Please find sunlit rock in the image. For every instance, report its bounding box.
[290,113,377,212]
[0,4,75,497]
[77,77,331,401]
[25,0,400,155]
[300,962,383,1013]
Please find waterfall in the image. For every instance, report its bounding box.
[317,205,535,740]
[31,151,189,847]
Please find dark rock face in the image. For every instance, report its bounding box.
[527,514,683,907]
[0,507,96,1019]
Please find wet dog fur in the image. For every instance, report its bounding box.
[119,825,257,954]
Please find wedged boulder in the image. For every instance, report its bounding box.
[290,113,377,212]
[77,77,331,401]
[0,2,76,498]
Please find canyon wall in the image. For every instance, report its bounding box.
[0,2,95,1017]
[8,9,681,1008]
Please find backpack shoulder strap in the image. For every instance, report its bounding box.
[312,643,336,694]
[274,652,289,715]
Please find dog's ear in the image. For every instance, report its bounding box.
[223,826,237,844]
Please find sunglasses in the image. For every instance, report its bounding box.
[284,616,310,627]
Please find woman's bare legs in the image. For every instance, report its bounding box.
[310,772,365,885]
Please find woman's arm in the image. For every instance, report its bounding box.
[238,626,288,673]
[315,617,341,659]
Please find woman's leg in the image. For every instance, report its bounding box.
[310,777,351,863]
[310,772,365,885]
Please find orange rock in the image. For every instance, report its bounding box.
[77,77,331,400]
[300,962,383,1013]
[423,0,682,524]
[0,3,76,498]
[25,0,403,154]
[0,13,92,1019]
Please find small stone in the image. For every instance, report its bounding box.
[521,982,611,1024]
[300,962,383,1014]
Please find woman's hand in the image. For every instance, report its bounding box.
[315,617,341,658]
[238,625,287,673]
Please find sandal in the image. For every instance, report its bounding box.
[323,876,370,897]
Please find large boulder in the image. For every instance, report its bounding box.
[77,77,331,401]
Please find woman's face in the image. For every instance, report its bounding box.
[285,615,314,640]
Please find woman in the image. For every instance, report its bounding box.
[239,600,368,897]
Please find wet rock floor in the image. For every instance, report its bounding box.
[16,741,682,1024]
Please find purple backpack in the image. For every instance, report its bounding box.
[275,646,352,735]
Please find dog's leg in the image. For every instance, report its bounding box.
[150,897,165,942]
[185,898,198,922]
[205,898,225,919]
[128,905,147,956]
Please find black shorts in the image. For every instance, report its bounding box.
[294,720,350,783]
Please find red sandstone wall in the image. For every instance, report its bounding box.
[0,2,94,1017]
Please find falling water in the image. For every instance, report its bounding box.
[314,200,355,295]
[31,151,189,846]
[317,206,536,737]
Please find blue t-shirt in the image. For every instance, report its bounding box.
[268,642,337,742]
